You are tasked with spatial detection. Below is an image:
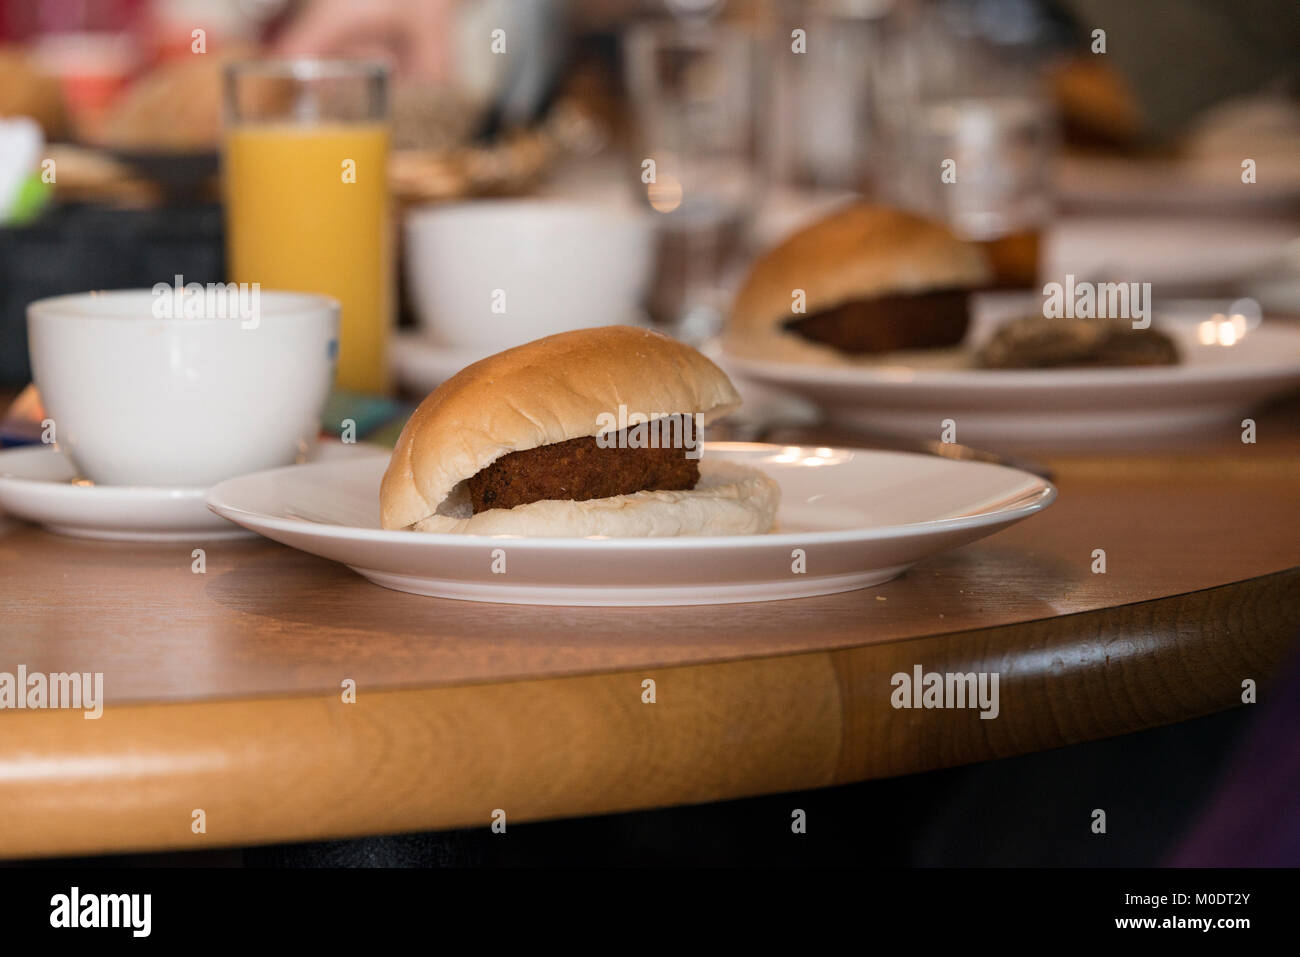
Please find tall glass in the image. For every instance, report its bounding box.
[624,22,762,343]
[224,60,392,394]
[876,12,1055,289]
[899,95,1053,289]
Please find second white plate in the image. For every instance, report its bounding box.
[724,300,1300,445]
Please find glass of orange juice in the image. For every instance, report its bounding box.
[223,60,392,394]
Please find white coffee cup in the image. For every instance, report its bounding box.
[404,199,653,350]
[27,288,339,487]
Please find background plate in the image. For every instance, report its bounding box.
[724,298,1300,446]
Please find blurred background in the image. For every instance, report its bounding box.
[2,0,1298,396]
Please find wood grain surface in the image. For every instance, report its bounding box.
[1,568,1293,859]
[1,397,1297,857]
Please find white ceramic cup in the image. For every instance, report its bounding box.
[404,199,653,349]
[27,289,339,487]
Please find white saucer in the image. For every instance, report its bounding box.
[724,297,1300,446]
[390,333,497,393]
[206,442,1056,606]
[0,441,389,542]
[392,316,653,393]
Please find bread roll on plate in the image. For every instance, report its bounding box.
[381,326,779,537]
[725,203,990,363]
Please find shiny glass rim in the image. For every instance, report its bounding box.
[223,57,390,83]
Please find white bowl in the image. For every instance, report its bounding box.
[404,200,653,349]
[28,289,339,487]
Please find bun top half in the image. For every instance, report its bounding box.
[725,203,990,359]
[380,325,741,530]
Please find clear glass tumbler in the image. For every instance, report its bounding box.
[623,21,763,343]
[877,13,1055,289]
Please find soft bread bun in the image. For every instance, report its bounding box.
[381,325,772,534]
[725,203,990,362]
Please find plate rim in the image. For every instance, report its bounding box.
[721,328,1300,392]
[0,441,390,500]
[0,446,207,500]
[206,442,1058,550]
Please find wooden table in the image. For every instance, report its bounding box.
[1,397,1298,859]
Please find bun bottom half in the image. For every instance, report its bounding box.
[410,460,780,537]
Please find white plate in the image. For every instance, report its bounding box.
[0,442,389,542]
[1056,157,1300,214]
[1044,217,1300,288]
[205,442,1056,606]
[724,298,1300,446]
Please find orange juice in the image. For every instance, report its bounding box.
[224,122,392,393]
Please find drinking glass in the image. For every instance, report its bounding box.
[877,13,1055,288]
[224,59,392,393]
[623,21,763,343]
